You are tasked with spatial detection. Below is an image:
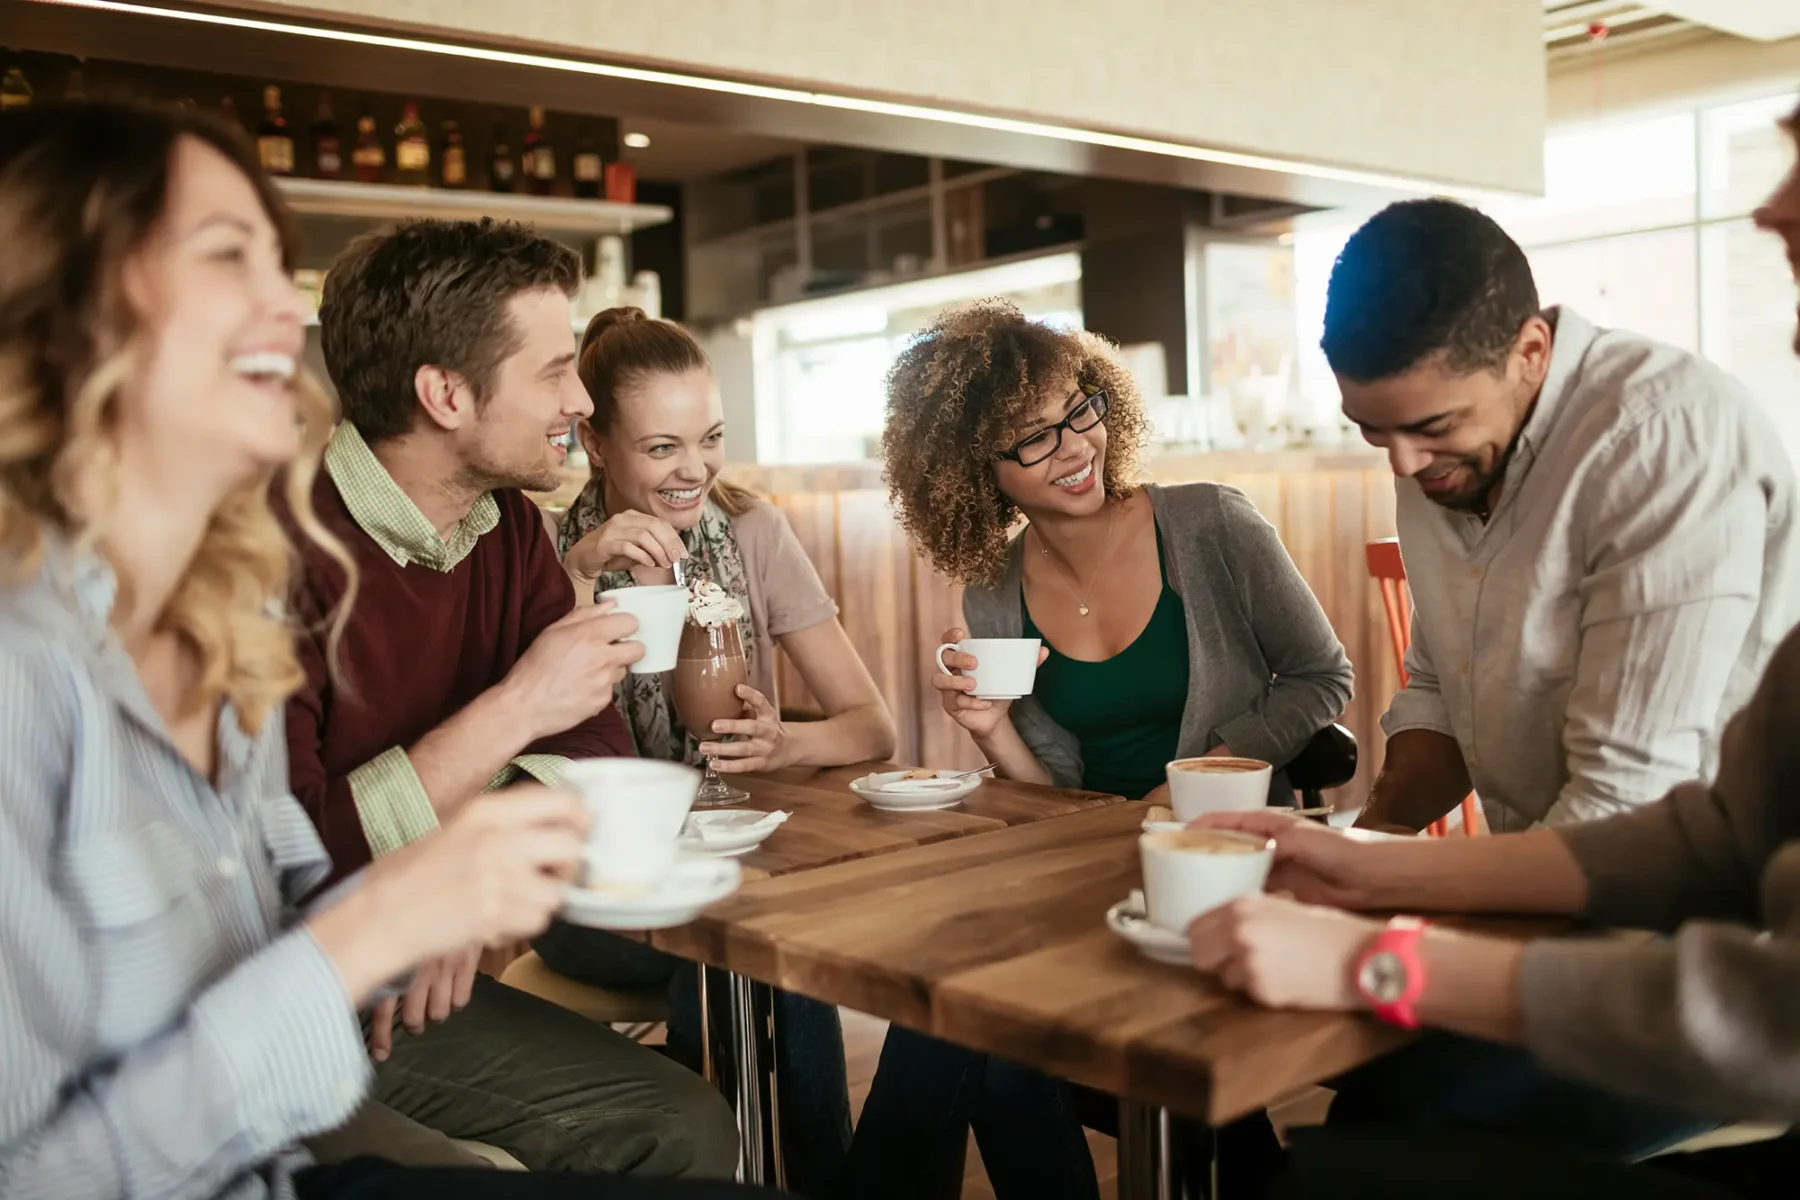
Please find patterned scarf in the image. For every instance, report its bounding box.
[559,473,757,765]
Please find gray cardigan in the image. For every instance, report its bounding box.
[962,482,1355,796]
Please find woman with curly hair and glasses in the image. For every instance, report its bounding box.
[843,301,1354,1199]
[886,299,1352,808]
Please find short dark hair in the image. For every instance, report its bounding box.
[1321,199,1539,383]
[320,217,580,441]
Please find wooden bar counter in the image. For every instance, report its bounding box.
[542,446,1399,804]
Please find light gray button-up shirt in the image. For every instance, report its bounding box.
[1382,307,1798,832]
[0,545,371,1199]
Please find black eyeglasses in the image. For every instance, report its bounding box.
[996,389,1110,467]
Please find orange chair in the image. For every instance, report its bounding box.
[1366,538,1481,838]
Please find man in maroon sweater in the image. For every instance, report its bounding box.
[284,218,736,1177]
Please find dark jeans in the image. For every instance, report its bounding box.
[335,975,739,1178]
[1326,1031,1714,1157]
[535,922,851,1199]
[295,1156,786,1199]
[843,1024,1099,1200]
[845,1029,1717,1200]
[1283,1126,1798,1199]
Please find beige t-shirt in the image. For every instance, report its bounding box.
[730,498,840,704]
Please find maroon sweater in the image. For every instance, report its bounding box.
[285,475,632,883]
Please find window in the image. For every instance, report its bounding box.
[1528,228,1699,352]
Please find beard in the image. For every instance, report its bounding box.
[455,442,562,495]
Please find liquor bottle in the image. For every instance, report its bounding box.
[0,64,31,110]
[438,119,467,188]
[572,125,602,200]
[393,100,429,187]
[488,119,517,193]
[311,92,342,179]
[352,110,386,184]
[64,59,85,99]
[218,95,241,130]
[523,105,555,196]
[256,85,295,176]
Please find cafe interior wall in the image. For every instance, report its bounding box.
[214,0,1546,196]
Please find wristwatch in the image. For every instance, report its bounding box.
[1353,916,1429,1029]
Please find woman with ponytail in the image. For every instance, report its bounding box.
[537,307,895,1197]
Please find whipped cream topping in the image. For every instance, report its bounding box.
[687,579,746,627]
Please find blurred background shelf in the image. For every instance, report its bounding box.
[275,177,673,235]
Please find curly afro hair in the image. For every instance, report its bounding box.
[881,300,1149,587]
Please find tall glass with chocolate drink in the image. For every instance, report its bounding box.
[671,605,751,806]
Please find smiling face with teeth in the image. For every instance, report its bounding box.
[991,376,1110,521]
[579,367,725,531]
[449,286,595,494]
[117,137,311,490]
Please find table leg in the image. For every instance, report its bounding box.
[1119,1102,1207,1200]
[700,966,788,1188]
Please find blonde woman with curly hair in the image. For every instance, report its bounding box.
[0,100,773,1200]
[845,301,1354,1200]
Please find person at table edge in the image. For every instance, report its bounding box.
[893,299,1354,807]
[535,306,897,1199]
[1331,199,1797,835]
[0,98,768,1200]
[841,301,1354,1200]
[279,217,738,1178]
[1192,106,1800,1199]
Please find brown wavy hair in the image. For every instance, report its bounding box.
[0,99,353,734]
[577,306,758,517]
[881,300,1148,586]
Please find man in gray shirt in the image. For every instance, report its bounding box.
[1325,199,1797,834]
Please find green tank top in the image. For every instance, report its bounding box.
[1021,527,1189,800]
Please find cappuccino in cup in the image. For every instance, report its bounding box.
[1138,827,1274,934]
[1164,755,1273,820]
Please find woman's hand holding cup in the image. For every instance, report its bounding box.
[930,626,1047,739]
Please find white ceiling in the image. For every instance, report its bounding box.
[1544,0,1800,53]
[1653,1,1800,40]
[604,3,1800,184]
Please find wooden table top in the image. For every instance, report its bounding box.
[654,800,1426,1125]
[708,763,1123,879]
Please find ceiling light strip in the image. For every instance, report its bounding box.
[32,0,1514,200]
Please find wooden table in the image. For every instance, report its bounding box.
[707,763,1121,880]
[659,799,1414,1130]
[674,766,1126,1186]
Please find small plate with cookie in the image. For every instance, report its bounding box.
[850,768,983,811]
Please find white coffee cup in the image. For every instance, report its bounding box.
[1139,827,1274,934]
[561,757,701,889]
[935,637,1042,700]
[599,585,689,674]
[1163,756,1274,821]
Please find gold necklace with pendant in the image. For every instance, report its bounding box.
[1035,502,1120,618]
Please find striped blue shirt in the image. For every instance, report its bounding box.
[0,544,372,1199]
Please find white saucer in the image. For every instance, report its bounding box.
[679,809,785,857]
[561,856,742,931]
[1105,891,1193,967]
[850,770,981,811]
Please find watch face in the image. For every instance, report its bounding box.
[1358,950,1409,1004]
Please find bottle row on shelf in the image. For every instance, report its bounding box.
[1,63,636,204]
